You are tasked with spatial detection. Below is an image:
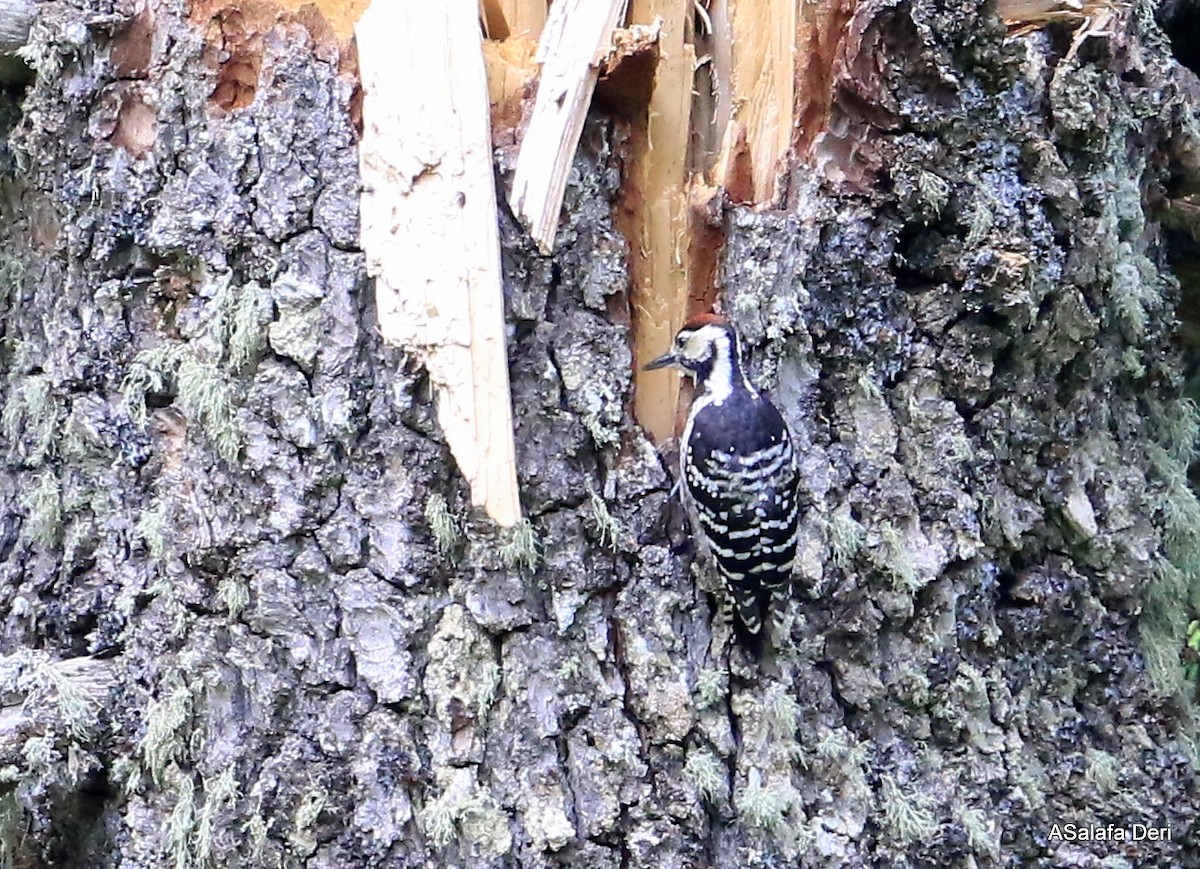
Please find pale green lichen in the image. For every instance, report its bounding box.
[814,727,850,762]
[425,494,462,559]
[122,346,240,461]
[176,354,239,462]
[288,787,327,857]
[21,736,54,773]
[456,796,512,856]
[738,770,798,834]
[165,768,196,869]
[1161,484,1200,556]
[15,19,67,80]
[683,748,727,804]
[588,487,624,550]
[137,503,171,563]
[917,170,951,217]
[1111,259,1149,338]
[112,756,143,800]
[221,280,269,369]
[475,661,502,718]
[418,784,512,854]
[25,656,107,741]
[966,188,996,247]
[1141,395,1200,704]
[828,510,864,569]
[1163,398,1200,462]
[855,368,883,400]
[499,519,539,572]
[243,811,270,865]
[60,418,94,463]
[1142,557,1197,696]
[880,775,938,844]
[556,656,582,681]
[142,684,194,788]
[814,727,872,768]
[64,743,92,789]
[147,576,191,640]
[695,668,725,709]
[943,431,973,464]
[21,472,61,548]
[3,375,58,465]
[877,523,921,593]
[895,666,932,709]
[1121,346,1146,378]
[421,792,458,848]
[764,682,801,734]
[122,346,184,428]
[581,410,618,450]
[1084,749,1120,793]
[1013,754,1047,810]
[193,767,240,867]
[961,806,996,856]
[217,578,250,620]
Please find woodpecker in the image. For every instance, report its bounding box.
[644,314,800,654]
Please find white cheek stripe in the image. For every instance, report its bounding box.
[705,341,734,405]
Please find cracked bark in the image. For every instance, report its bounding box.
[1,1,1200,867]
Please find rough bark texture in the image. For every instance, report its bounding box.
[2,1,1200,867]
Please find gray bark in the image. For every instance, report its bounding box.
[1,0,1200,867]
[0,0,32,52]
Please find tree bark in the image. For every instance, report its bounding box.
[1,1,1200,867]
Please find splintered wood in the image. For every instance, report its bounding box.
[627,0,694,444]
[357,0,522,527]
[997,0,1122,35]
[508,0,628,252]
[476,0,869,444]
[480,0,545,121]
[480,0,547,39]
[709,0,796,204]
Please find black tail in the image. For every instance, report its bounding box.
[731,614,767,659]
[730,583,772,659]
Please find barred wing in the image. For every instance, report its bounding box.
[682,396,800,642]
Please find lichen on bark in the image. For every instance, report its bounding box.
[0,0,1199,867]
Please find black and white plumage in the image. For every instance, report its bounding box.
[645,314,800,654]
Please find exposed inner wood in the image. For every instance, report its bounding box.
[625,0,695,444]
[274,0,369,38]
[793,0,858,158]
[475,0,865,442]
[481,0,547,40]
[105,83,158,157]
[482,34,539,138]
[190,0,364,109]
[997,0,1120,34]
[688,180,725,316]
[508,0,628,253]
[710,0,796,205]
[482,1,552,151]
[111,1,155,78]
[358,0,522,527]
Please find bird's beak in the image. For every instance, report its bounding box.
[643,352,678,372]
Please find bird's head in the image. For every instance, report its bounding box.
[643,314,739,384]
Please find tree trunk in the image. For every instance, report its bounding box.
[2,1,1200,867]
